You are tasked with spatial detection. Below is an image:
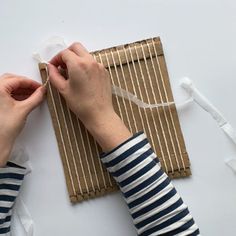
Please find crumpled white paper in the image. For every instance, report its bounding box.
[33,36,67,63]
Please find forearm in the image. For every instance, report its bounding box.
[85,111,132,152]
[95,124,199,235]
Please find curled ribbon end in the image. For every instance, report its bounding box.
[180,77,194,91]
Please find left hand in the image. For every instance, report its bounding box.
[0,74,46,167]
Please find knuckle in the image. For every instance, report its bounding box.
[77,59,102,71]
[61,49,69,58]
[61,49,76,65]
[71,42,82,50]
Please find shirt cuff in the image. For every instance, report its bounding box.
[100,132,157,174]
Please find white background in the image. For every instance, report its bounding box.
[1,0,236,235]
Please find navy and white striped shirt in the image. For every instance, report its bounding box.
[0,132,199,235]
[0,162,26,235]
[101,132,200,235]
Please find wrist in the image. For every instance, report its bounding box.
[85,111,132,152]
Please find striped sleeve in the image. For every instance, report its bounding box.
[100,132,200,236]
[0,162,26,235]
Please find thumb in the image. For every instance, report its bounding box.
[48,63,67,94]
[20,86,46,114]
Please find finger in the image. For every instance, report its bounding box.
[12,88,35,100]
[50,49,78,68]
[48,63,67,93]
[12,88,35,95]
[13,94,31,101]
[1,73,15,79]
[4,77,42,93]
[20,86,46,114]
[58,67,69,79]
[68,42,90,57]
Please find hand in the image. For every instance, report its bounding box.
[0,74,46,167]
[48,43,114,128]
[48,43,132,152]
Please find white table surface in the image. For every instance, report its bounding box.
[1,0,236,235]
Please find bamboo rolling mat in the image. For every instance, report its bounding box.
[39,37,191,203]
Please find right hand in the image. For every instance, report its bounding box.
[48,42,132,152]
[48,42,114,129]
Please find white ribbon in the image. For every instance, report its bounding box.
[180,77,236,172]
[112,84,193,109]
